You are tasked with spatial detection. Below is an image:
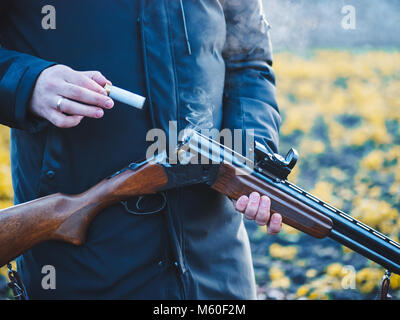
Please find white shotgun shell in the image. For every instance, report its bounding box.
[104,84,146,109]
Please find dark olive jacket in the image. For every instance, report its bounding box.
[0,0,280,299]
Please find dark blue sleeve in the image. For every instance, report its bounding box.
[222,0,280,153]
[0,46,55,132]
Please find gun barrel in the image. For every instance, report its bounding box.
[274,179,400,275]
[329,229,400,274]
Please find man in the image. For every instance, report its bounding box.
[0,0,281,299]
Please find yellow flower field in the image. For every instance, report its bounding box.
[253,49,400,300]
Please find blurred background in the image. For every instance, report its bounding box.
[265,0,400,51]
[0,0,399,299]
[244,0,400,300]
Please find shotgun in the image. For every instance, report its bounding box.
[0,130,399,279]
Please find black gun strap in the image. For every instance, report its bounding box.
[379,270,391,300]
[7,263,26,300]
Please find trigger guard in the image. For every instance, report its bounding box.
[120,192,167,215]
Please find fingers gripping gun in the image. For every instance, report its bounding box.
[0,131,399,286]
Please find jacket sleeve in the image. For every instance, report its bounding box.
[0,45,55,132]
[222,0,280,153]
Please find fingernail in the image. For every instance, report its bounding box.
[105,99,114,108]
[249,192,259,202]
[260,197,269,208]
[96,110,104,118]
[238,196,247,204]
[272,215,281,223]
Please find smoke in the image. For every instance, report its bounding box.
[181,87,215,131]
[263,0,400,51]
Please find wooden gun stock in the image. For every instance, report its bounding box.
[0,161,167,267]
[211,162,333,239]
